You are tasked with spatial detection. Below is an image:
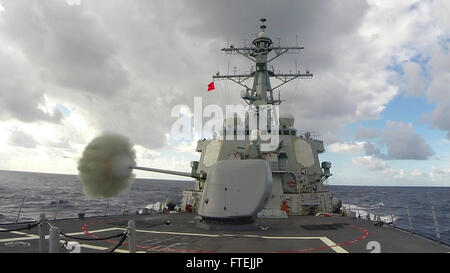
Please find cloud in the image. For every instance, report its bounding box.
[411,169,424,176]
[3,0,438,150]
[93,0,395,140]
[363,121,434,160]
[0,0,399,151]
[401,61,426,97]
[0,0,448,180]
[352,155,404,179]
[358,0,450,140]
[352,156,388,172]
[426,45,450,139]
[432,0,450,33]
[354,126,381,140]
[393,168,405,179]
[363,142,386,159]
[327,142,365,155]
[0,1,129,96]
[382,121,434,160]
[429,166,450,182]
[8,129,39,148]
[0,45,63,123]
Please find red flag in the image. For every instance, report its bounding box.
[208,81,215,92]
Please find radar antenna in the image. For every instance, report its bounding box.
[213,18,313,106]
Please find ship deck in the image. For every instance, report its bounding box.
[0,212,448,253]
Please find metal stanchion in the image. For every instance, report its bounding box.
[49,227,60,253]
[54,202,60,221]
[431,206,441,244]
[39,212,46,253]
[389,208,395,227]
[15,197,25,224]
[104,200,109,217]
[128,220,136,253]
[407,207,414,234]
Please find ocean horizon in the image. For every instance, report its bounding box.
[0,169,448,245]
[1,169,449,188]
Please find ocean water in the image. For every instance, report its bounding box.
[327,185,450,245]
[0,170,449,245]
[0,170,194,224]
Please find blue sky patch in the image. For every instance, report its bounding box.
[56,103,71,117]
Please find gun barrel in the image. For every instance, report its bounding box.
[132,166,205,180]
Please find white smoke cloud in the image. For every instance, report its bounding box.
[78,133,136,198]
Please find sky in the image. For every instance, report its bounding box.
[0,0,449,186]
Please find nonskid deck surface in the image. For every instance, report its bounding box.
[0,213,448,253]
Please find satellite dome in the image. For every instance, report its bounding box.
[279,113,295,128]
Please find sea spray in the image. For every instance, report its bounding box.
[78,133,136,198]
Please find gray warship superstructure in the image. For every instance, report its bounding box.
[180,18,337,221]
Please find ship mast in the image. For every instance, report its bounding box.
[213,18,313,106]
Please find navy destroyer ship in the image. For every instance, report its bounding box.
[0,19,448,254]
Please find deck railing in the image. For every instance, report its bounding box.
[0,195,153,225]
[342,203,449,245]
[1,196,449,246]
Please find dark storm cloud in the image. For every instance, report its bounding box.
[172,0,388,137]
[0,86,63,123]
[0,45,63,123]
[182,0,369,47]
[363,121,435,160]
[0,0,129,96]
[0,0,400,150]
